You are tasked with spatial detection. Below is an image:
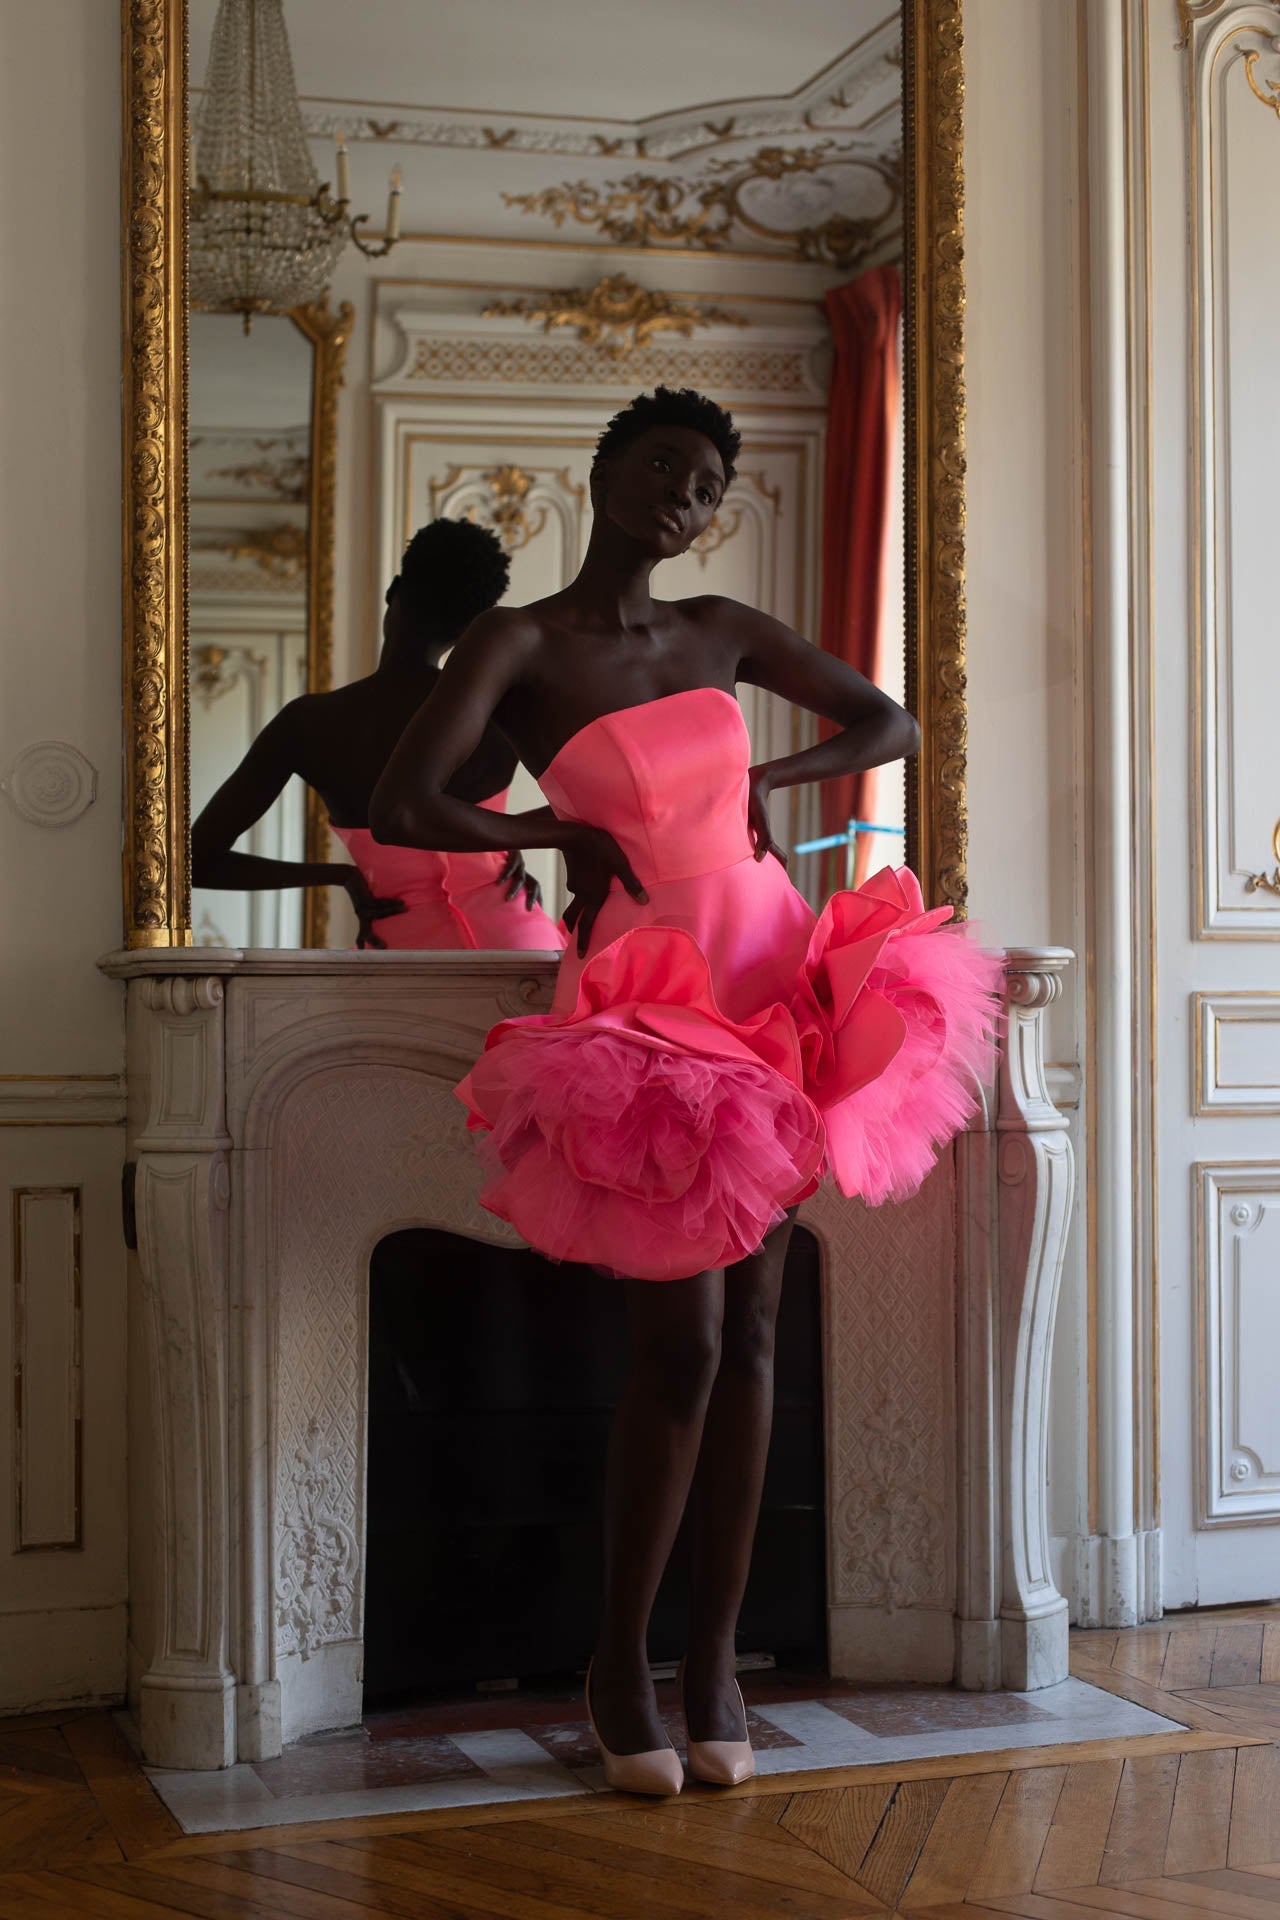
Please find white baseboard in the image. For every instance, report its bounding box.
[0,1603,126,1713]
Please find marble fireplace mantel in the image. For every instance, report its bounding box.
[101,944,1075,1772]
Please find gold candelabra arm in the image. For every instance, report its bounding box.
[1243,818,1280,896]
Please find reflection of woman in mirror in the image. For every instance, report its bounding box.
[372,389,999,1794]
[192,519,563,950]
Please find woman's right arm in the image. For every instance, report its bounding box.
[369,611,564,854]
[369,610,647,955]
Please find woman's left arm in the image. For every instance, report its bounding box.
[735,605,920,862]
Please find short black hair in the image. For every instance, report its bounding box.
[390,517,510,640]
[592,386,740,488]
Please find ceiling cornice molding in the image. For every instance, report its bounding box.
[193,18,901,166]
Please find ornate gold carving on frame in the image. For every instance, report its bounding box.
[503,140,902,270]
[481,273,748,358]
[904,0,968,913]
[122,0,190,945]
[291,294,354,950]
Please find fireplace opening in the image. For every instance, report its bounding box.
[362,1226,826,1705]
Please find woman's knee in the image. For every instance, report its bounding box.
[718,1302,776,1381]
[631,1316,722,1415]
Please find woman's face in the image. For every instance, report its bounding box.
[598,424,727,558]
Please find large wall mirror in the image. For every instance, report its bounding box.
[121,0,966,949]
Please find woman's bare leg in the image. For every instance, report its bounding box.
[682,1210,797,1742]
[590,1267,725,1755]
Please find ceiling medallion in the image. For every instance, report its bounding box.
[503,141,901,269]
[482,273,747,358]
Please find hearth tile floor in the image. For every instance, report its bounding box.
[141,1672,1184,1835]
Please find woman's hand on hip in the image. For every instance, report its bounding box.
[342,868,408,950]
[559,822,648,958]
[498,849,544,913]
[747,766,788,868]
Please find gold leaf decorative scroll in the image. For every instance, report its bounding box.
[192,524,308,582]
[475,466,546,553]
[503,141,901,270]
[1176,0,1280,51]
[207,448,310,500]
[689,508,744,566]
[191,643,268,704]
[1244,820,1280,897]
[482,273,747,359]
[1243,46,1280,116]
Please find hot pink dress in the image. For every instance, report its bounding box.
[457,689,1001,1281]
[332,791,564,952]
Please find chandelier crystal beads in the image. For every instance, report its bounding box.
[190,0,401,328]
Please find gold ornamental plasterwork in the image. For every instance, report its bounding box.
[503,140,902,270]
[291,293,354,951]
[481,273,748,359]
[429,463,586,556]
[1174,0,1280,47]
[904,0,969,913]
[1243,46,1280,115]
[192,524,308,581]
[689,507,745,566]
[476,466,546,554]
[122,0,190,946]
[206,447,310,500]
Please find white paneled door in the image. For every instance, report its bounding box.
[1151,6,1280,1608]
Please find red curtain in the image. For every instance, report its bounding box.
[817,264,903,886]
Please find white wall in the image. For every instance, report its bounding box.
[964,0,1092,1604]
[0,1,128,1705]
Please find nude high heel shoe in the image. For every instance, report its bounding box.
[678,1657,755,1786]
[585,1660,684,1797]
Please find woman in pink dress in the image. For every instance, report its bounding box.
[372,389,999,1794]
[193,519,563,952]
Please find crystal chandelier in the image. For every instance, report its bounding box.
[190,0,402,330]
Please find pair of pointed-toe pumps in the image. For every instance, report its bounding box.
[584,1658,754,1797]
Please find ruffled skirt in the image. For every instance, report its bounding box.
[457,866,1002,1281]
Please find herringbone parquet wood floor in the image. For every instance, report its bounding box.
[3,1606,1279,1919]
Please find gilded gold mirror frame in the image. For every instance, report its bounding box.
[120,0,969,947]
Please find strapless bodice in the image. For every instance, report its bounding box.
[537,688,753,888]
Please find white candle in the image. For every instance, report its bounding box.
[335,131,350,205]
[387,166,402,240]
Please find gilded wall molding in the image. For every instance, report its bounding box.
[904,0,968,912]
[504,140,903,270]
[122,0,190,945]
[291,294,354,952]
[482,273,748,359]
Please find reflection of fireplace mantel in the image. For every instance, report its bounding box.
[102,945,1074,1772]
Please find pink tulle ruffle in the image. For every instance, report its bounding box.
[794,867,1003,1204]
[457,927,825,1281]
[457,871,1003,1279]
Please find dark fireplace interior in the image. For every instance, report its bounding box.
[362,1227,826,1705]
